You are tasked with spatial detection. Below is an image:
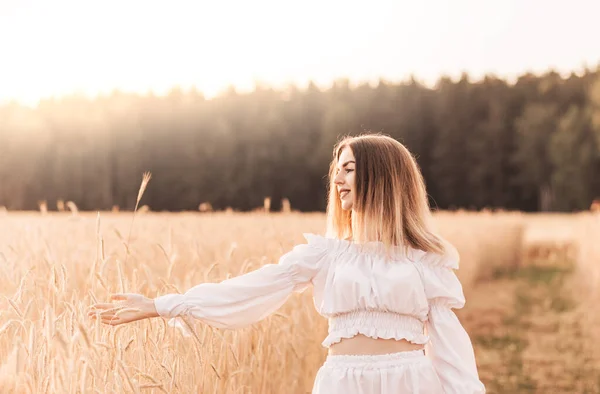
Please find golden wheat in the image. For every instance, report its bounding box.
[0,211,597,392]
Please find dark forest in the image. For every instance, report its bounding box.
[1,68,599,212]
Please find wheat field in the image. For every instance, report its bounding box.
[0,210,599,393]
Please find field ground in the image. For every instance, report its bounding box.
[462,265,599,393]
[0,210,599,393]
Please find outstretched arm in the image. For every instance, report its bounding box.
[89,239,327,328]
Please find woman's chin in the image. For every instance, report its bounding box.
[340,202,353,211]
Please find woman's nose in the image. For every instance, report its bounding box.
[334,172,343,184]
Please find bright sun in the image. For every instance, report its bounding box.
[1,0,599,106]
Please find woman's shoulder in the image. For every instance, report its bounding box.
[300,233,339,249]
[417,240,460,269]
[300,233,358,256]
[301,233,459,268]
[299,233,431,262]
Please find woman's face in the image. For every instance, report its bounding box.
[334,146,356,211]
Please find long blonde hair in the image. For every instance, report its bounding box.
[325,133,446,256]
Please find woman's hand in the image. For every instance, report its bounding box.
[88,293,160,325]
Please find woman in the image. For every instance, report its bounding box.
[89,134,486,393]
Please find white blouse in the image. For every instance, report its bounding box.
[154,233,485,394]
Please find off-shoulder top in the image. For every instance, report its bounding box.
[154,233,485,394]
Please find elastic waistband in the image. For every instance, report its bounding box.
[328,310,424,332]
[323,350,427,369]
[322,310,428,348]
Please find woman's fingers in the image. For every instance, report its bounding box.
[101,316,121,325]
[88,307,142,325]
[88,295,134,315]
[87,293,148,326]
[115,307,141,315]
[92,310,119,321]
[110,294,129,301]
[88,311,116,320]
[88,305,124,319]
[89,303,117,310]
[88,304,120,313]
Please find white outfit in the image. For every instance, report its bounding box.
[154,234,486,394]
[314,350,444,393]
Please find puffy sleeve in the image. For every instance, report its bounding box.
[417,247,486,394]
[153,235,328,329]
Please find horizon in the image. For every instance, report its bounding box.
[1,0,599,107]
[3,64,600,107]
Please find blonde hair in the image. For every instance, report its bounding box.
[325,133,446,256]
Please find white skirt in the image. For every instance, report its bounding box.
[312,350,443,394]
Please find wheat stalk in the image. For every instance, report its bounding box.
[124,172,151,267]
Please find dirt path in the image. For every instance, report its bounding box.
[458,265,600,393]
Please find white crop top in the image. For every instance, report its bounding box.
[154,233,485,393]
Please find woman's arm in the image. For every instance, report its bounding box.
[90,238,327,328]
[154,254,319,328]
[418,255,486,394]
[425,299,485,393]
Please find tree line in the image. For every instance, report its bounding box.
[1,68,599,212]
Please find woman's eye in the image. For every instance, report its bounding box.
[346,169,354,173]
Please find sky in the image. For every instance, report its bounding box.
[0,0,599,106]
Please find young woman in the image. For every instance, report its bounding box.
[89,134,486,393]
